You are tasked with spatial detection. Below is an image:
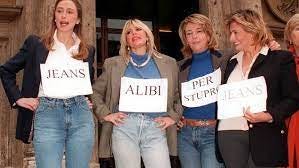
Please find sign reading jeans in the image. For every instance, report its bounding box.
[181,68,221,107]
[119,77,168,112]
[40,62,93,97]
[217,76,267,119]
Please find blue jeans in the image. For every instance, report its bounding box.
[33,96,95,168]
[178,125,224,168]
[112,113,171,168]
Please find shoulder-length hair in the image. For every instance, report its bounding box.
[41,0,89,60]
[226,9,273,47]
[178,13,218,57]
[284,14,299,48]
[119,19,161,62]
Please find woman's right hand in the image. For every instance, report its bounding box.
[16,98,39,111]
[103,112,128,126]
[176,116,185,130]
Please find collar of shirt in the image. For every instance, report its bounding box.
[230,46,269,62]
[52,29,81,55]
[228,46,269,80]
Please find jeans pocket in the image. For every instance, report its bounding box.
[77,100,95,128]
[34,103,54,119]
[78,100,92,113]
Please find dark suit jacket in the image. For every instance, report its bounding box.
[0,35,95,143]
[224,50,299,166]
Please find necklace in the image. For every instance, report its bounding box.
[129,55,151,68]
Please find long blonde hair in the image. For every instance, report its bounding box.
[119,19,160,62]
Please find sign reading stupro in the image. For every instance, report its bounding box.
[119,77,168,112]
[40,62,92,97]
[181,68,221,107]
[217,76,267,119]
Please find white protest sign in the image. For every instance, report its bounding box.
[181,68,221,107]
[40,62,92,97]
[217,76,267,119]
[119,77,168,112]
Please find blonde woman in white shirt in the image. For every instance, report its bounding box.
[0,0,95,168]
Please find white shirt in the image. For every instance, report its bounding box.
[218,46,269,131]
[38,30,83,99]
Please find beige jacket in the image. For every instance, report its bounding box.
[91,53,183,158]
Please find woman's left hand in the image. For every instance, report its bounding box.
[154,117,176,130]
[85,97,93,109]
[244,107,273,123]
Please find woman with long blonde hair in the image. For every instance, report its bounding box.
[92,19,182,168]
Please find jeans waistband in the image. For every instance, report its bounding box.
[39,95,86,106]
[124,112,166,119]
[183,119,217,127]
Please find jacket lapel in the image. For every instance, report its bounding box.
[34,44,49,94]
[223,58,238,83]
[249,53,266,76]
[211,50,222,70]
[112,57,127,102]
[153,55,173,108]
[179,58,191,83]
[153,55,169,79]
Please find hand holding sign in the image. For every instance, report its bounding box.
[243,106,273,123]
[217,76,268,119]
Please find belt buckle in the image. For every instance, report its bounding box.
[199,120,207,126]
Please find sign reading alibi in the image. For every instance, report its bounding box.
[265,0,299,22]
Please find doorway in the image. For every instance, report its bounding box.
[96,0,199,76]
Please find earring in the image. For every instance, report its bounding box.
[127,46,130,51]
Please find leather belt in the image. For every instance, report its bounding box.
[183,119,217,127]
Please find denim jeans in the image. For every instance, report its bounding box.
[33,96,95,168]
[178,125,224,168]
[112,113,171,168]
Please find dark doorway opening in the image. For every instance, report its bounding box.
[96,0,199,74]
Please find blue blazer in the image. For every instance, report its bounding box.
[0,35,95,143]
